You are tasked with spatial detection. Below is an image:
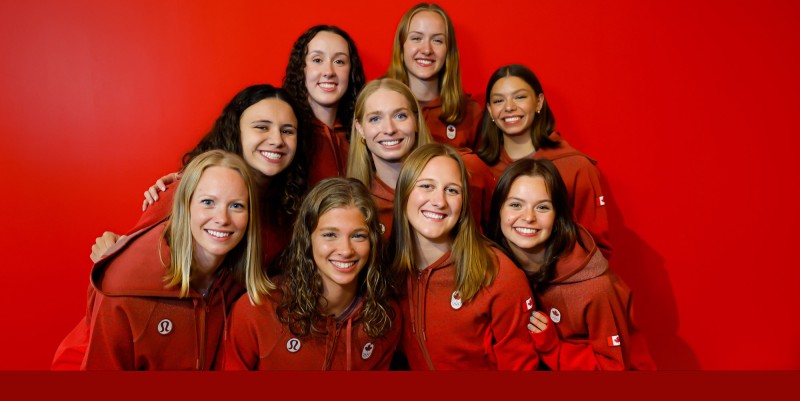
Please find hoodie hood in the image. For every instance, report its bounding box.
[549,225,608,285]
[534,132,597,165]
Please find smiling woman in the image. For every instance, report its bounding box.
[220,177,402,370]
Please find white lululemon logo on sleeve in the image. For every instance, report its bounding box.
[286,338,301,353]
[549,308,561,324]
[450,290,462,310]
[362,342,374,360]
[157,319,173,335]
[446,124,456,139]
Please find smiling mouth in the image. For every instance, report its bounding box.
[422,211,445,220]
[260,151,282,160]
[415,59,434,66]
[331,260,358,271]
[319,82,337,90]
[206,229,232,238]
[514,227,540,235]
[503,116,522,123]
[379,139,402,146]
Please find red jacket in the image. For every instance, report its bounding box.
[82,221,244,370]
[490,132,612,259]
[370,176,395,242]
[220,281,402,370]
[308,117,349,187]
[422,95,483,151]
[530,227,655,370]
[460,150,496,230]
[399,248,539,370]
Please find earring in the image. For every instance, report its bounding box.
[360,137,366,145]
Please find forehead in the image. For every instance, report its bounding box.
[316,205,368,228]
[408,11,446,32]
[365,88,411,111]
[195,166,247,194]
[307,31,349,54]
[491,76,535,95]
[507,175,550,200]
[418,156,461,182]
[241,98,297,124]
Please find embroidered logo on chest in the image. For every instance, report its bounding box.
[286,338,302,353]
[446,124,456,139]
[450,290,462,310]
[549,307,562,324]
[361,342,374,360]
[157,319,173,335]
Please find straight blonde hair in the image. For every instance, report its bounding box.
[384,3,467,125]
[164,150,274,303]
[347,78,433,188]
[389,143,497,302]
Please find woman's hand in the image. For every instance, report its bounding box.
[528,311,550,333]
[90,231,126,263]
[142,172,181,211]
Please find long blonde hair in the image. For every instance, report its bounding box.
[165,150,274,302]
[347,78,433,187]
[389,143,497,302]
[384,2,467,125]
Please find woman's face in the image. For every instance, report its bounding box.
[487,76,544,137]
[356,88,417,164]
[311,205,371,294]
[500,175,555,255]
[405,156,463,246]
[304,31,351,111]
[190,166,249,269]
[239,98,298,177]
[402,11,447,83]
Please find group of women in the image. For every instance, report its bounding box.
[53,3,654,371]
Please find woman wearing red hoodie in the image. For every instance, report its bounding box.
[220,177,401,370]
[389,143,538,370]
[487,158,654,370]
[82,150,272,370]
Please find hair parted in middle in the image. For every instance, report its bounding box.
[181,84,309,217]
[476,64,558,167]
[275,177,395,338]
[282,25,366,139]
[165,149,274,303]
[486,157,585,288]
[347,77,434,188]
[389,143,497,303]
[384,2,468,125]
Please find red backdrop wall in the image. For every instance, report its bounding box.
[1,0,798,370]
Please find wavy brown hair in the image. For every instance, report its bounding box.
[182,84,309,217]
[275,177,395,338]
[282,25,366,139]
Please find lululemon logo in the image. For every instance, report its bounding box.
[450,290,462,310]
[362,342,374,360]
[157,319,173,335]
[286,338,301,353]
[550,308,561,324]
[446,124,456,139]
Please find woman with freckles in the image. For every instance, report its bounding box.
[384,3,483,152]
[486,158,654,370]
[388,143,538,370]
[220,178,401,370]
[476,64,612,259]
[79,150,271,370]
[283,25,366,185]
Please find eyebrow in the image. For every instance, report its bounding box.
[307,50,350,58]
[408,31,445,37]
[366,107,411,116]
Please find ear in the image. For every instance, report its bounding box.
[537,93,545,111]
[355,120,365,139]
[486,104,494,121]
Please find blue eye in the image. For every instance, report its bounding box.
[231,202,246,210]
[321,232,336,238]
[395,112,408,120]
[446,187,460,195]
[201,199,213,206]
[368,116,380,123]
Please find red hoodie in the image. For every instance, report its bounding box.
[81,220,244,370]
[369,176,395,242]
[422,95,483,151]
[220,278,402,370]
[491,132,612,259]
[308,117,349,187]
[529,227,655,370]
[399,248,539,370]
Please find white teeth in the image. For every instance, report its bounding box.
[416,59,433,65]
[504,116,521,123]
[331,260,356,269]
[206,229,232,238]
[422,211,445,220]
[381,139,400,146]
[515,227,539,234]
[260,151,281,160]
[319,83,336,89]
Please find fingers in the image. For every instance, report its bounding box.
[155,178,167,192]
[527,311,550,333]
[90,231,121,263]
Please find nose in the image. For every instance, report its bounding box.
[322,60,334,77]
[266,129,285,147]
[420,40,432,55]
[430,189,446,208]
[337,238,355,257]
[214,206,231,225]
[522,207,536,222]
[504,99,516,112]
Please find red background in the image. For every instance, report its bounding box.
[1,0,798,370]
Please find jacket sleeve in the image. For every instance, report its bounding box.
[219,298,261,370]
[570,162,613,259]
[488,261,540,370]
[82,295,135,370]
